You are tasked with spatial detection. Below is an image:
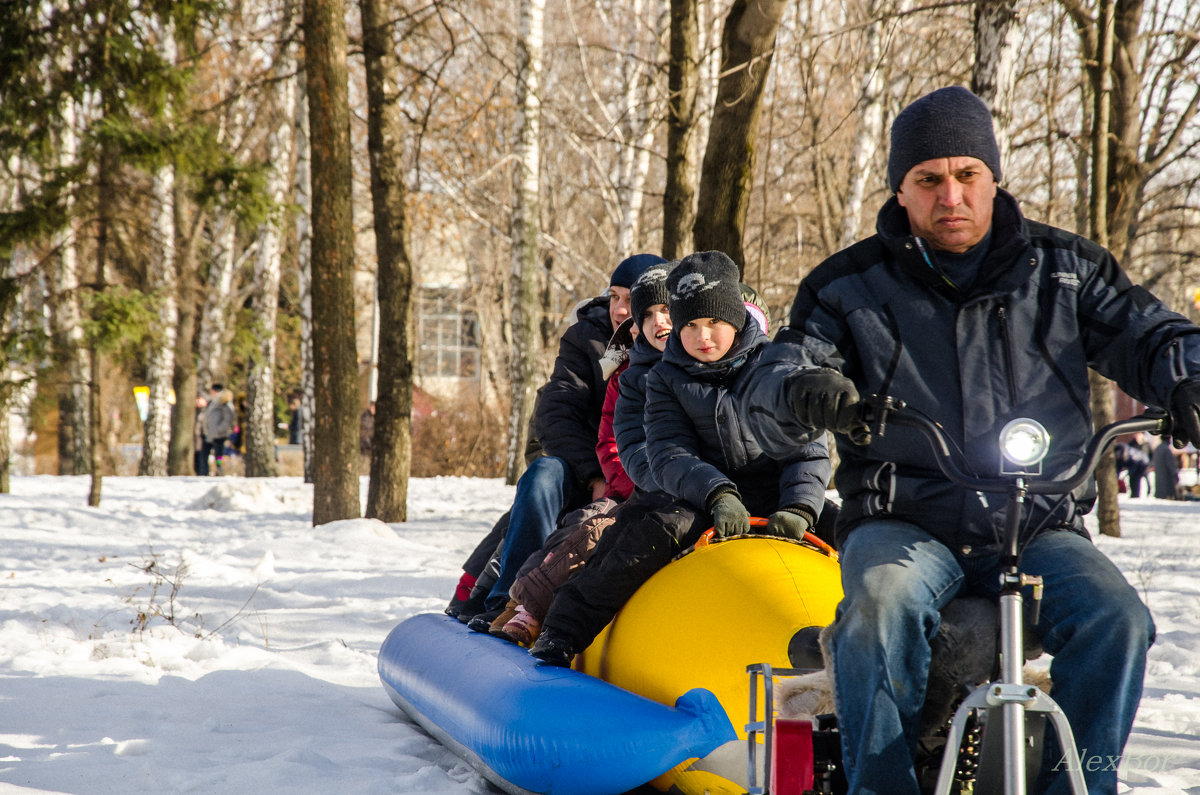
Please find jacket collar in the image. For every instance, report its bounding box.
[875,188,1035,298]
[662,309,767,382]
[628,333,664,368]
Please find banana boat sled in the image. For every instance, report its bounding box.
[378,529,842,795]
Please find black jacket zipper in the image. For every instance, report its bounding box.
[997,305,1019,406]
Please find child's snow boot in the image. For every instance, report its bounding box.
[486,600,521,639]
[444,571,478,618]
[466,604,505,634]
[529,629,574,668]
[497,605,541,646]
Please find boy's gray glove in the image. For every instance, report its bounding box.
[1169,377,1200,449]
[787,368,871,444]
[764,508,813,540]
[709,493,751,538]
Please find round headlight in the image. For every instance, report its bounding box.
[1000,418,1050,468]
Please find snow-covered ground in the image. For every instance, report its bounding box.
[1,473,1198,794]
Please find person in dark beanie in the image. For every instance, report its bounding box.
[447,253,667,628]
[737,85,1200,794]
[886,85,1002,194]
[529,252,836,667]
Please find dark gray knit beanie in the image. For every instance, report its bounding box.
[609,253,667,289]
[888,86,1002,192]
[630,261,674,326]
[667,251,745,331]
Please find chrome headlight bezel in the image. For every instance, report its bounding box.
[999,418,1050,475]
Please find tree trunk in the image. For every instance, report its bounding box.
[89,129,118,507]
[972,0,1020,165]
[139,159,179,477]
[139,25,180,478]
[304,0,361,524]
[361,0,415,522]
[1089,0,1120,537]
[692,0,787,269]
[198,212,238,392]
[1105,0,1146,265]
[244,29,297,479]
[51,97,91,475]
[0,274,17,493]
[505,0,546,485]
[839,0,892,249]
[169,184,202,476]
[170,296,200,475]
[614,0,658,256]
[294,70,315,484]
[244,199,283,478]
[663,0,700,259]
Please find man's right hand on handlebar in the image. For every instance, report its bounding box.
[1169,377,1200,449]
[787,368,871,444]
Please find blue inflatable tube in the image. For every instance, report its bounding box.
[378,613,737,795]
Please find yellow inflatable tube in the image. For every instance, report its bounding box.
[575,534,843,794]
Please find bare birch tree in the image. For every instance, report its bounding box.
[839,0,903,248]
[197,215,241,392]
[972,0,1021,164]
[138,23,180,478]
[138,157,179,476]
[505,0,546,484]
[612,0,661,255]
[243,11,299,478]
[294,69,315,484]
[49,97,91,475]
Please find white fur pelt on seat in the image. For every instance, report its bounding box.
[775,597,1050,732]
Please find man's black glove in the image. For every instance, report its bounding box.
[787,368,870,443]
[764,508,814,540]
[1169,377,1200,449]
[708,492,751,538]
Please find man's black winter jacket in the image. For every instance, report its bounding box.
[745,190,1200,551]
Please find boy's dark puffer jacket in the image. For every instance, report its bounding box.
[645,311,831,519]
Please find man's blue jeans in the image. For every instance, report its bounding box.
[830,520,1154,795]
[484,455,572,610]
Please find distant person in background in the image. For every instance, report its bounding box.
[288,392,303,445]
[1153,436,1180,499]
[360,401,376,473]
[1114,436,1151,498]
[193,394,210,475]
[229,394,247,455]
[202,388,236,475]
[197,383,224,475]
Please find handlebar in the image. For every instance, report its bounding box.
[694,518,838,559]
[861,394,1170,496]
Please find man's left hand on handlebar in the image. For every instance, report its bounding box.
[786,368,872,444]
[1170,377,1200,449]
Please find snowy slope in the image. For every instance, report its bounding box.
[0,474,1197,794]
